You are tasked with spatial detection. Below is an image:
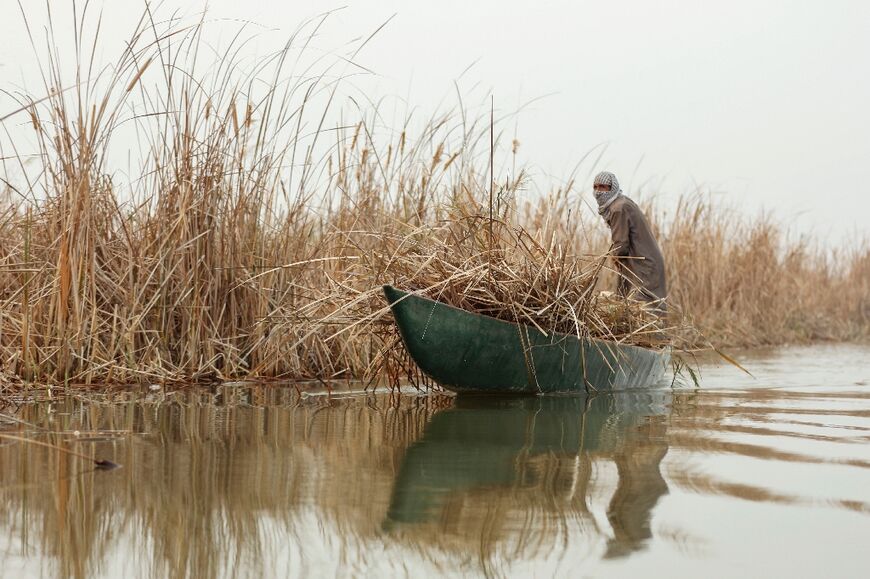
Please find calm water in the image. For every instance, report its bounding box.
[1,344,869,578]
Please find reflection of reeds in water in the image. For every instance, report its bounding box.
[2,386,870,576]
[0,387,446,579]
[665,388,870,513]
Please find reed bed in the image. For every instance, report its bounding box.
[0,7,867,390]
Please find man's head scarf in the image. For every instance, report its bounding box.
[593,171,623,214]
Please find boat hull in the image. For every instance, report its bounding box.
[383,285,670,394]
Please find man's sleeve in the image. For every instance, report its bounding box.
[609,208,631,256]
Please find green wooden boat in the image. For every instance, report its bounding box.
[383,285,670,394]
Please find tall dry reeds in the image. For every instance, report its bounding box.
[662,197,870,346]
[0,7,867,389]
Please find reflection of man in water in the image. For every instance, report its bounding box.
[384,396,672,560]
[603,415,670,558]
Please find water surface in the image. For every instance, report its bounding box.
[1,344,869,578]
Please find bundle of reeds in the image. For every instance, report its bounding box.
[372,222,664,344]
[264,209,679,388]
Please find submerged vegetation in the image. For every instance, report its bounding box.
[0,7,867,391]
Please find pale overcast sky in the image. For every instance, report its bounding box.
[1,1,867,243]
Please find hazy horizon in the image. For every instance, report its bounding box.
[1,1,867,244]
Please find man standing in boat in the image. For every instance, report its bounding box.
[593,171,668,313]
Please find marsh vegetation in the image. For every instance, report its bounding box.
[0,7,867,393]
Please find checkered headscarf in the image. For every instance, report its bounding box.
[593,171,623,214]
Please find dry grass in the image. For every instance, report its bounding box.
[0,7,867,390]
[663,198,870,346]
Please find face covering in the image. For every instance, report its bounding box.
[593,171,623,214]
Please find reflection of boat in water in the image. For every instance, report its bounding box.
[386,393,672,558]
[383,285,671,394]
